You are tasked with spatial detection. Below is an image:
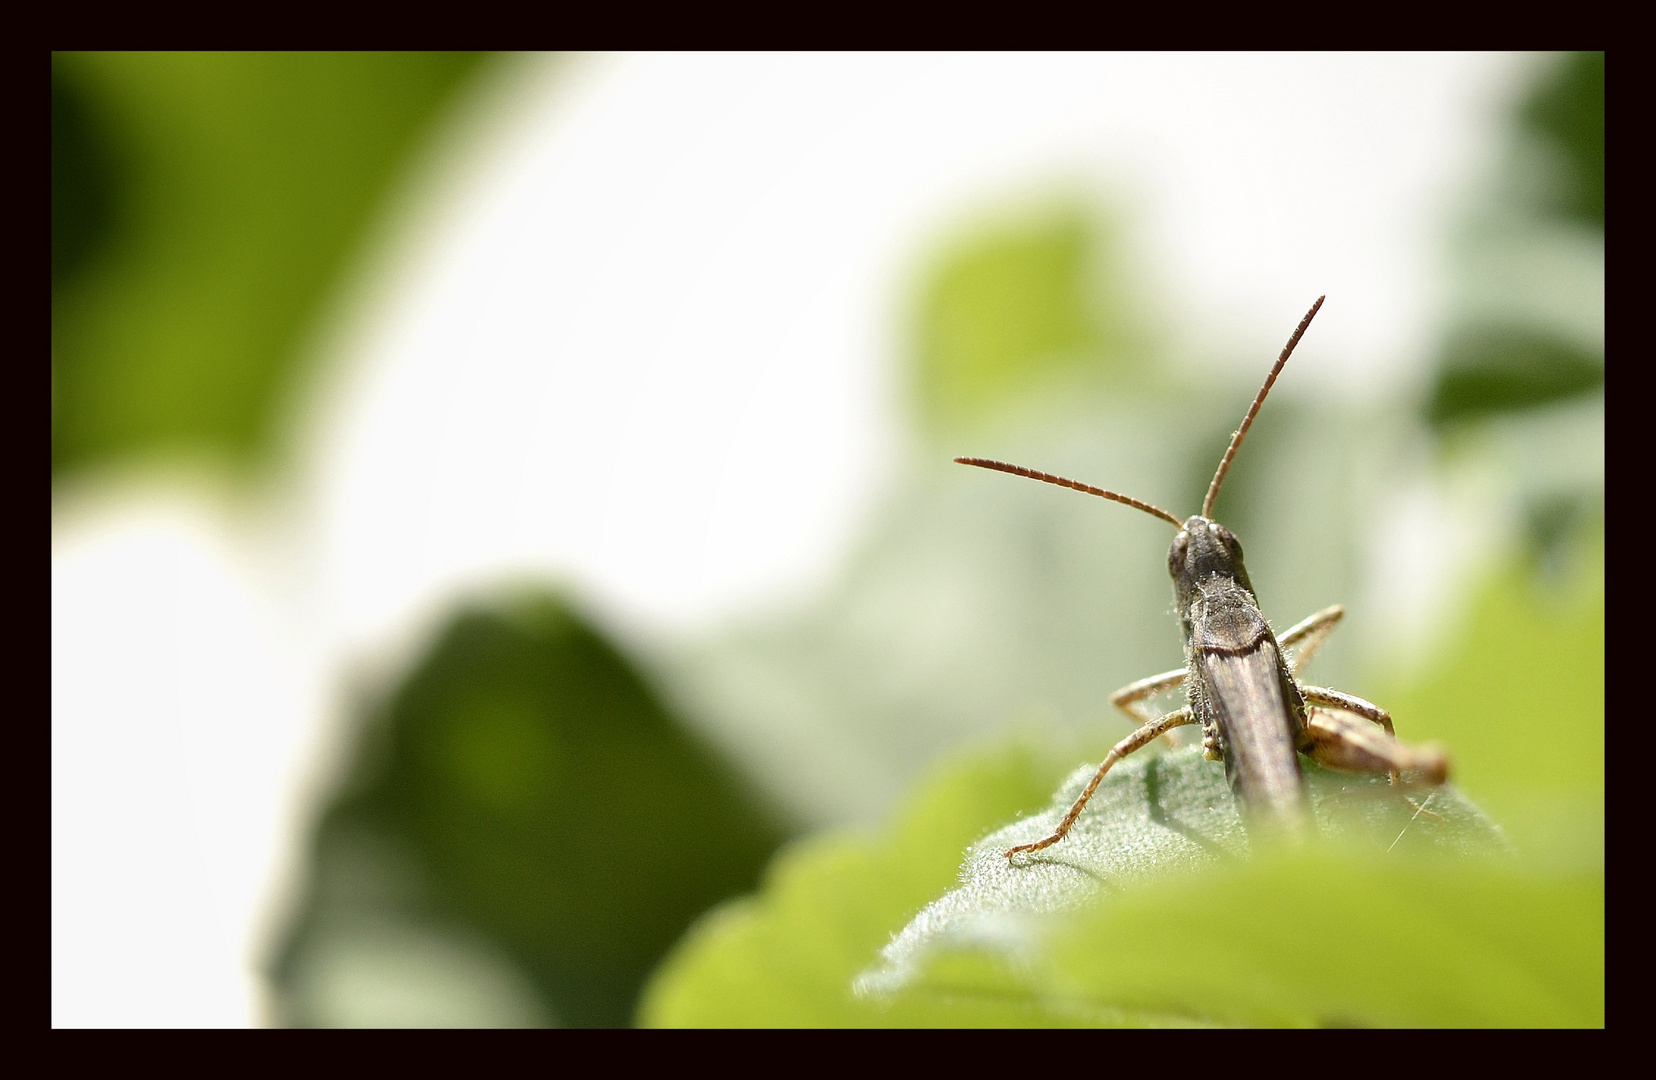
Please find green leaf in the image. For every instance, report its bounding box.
[858,750,1603,1028]
[880,840,1600,1027]
[273,592,786,1028]
[642,554,1603,1027]
[644,736,1600,1028]
[863,746,1505,980]
[51,51,490,479]
[1426,326,1602,429]
[1375,546,1604,857]
[912,203,1139,436]
[638,741,1124,1026]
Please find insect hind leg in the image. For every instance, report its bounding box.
[1301,707,1449,787]
[1302,707,1449,824]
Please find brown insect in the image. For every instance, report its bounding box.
[956,296,1448,858]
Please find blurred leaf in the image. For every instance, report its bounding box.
[1523,493,1604,582]
[1426,326,1602,429]
[857,750,1520,1019]
[52,68,119,288]
[642,557,1602,1027]
[638,740,1110,1026]
[274,592,786,1027]
[1376,547,1603,854]
[882,842,1600,1027]
[51,51,490,479]
[913,204,1135,435]
[1520,52,1603,230]
[645,737,1596,1028]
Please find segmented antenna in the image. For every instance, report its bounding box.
[953,457,1184,528]
[1201,295,1325,519]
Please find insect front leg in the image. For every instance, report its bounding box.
[1278,604,1344,676]
[1110,666,1187,746]
[1006,707,1197,860]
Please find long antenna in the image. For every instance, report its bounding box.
[1201,295,1325,519]
[954,457,1184,528]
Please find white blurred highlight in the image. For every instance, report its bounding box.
[53,496,323,1026]
[313,52,1533,649]
[52,52,1532,1025]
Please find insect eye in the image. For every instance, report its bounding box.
[1218,528,1243,559]
[1167,533,1188,576]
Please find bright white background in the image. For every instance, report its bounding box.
[52,52,1535,1026]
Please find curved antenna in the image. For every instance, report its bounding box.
[954,457,1184,528]
[1201,295,1325,519]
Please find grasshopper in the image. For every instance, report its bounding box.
[956,296,1448,858]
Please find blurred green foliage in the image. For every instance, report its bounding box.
[51,52,489,478]
[912,204,1136,436]
[641,552,1603,1027]
[51,71,118,290]
[1427,326,1602,428]
[638,740,1093,1026]
[1520,51,1603,229]
[646,53,1602,1027]
[859,745,1503,983]
[62,52,1593,1027]
[879,843,1600,1027]
[1378,551,1603,853]
[273,594,786,1027]
[1425,53,1603,436]
[1044,851,1598,1027]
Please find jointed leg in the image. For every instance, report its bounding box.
[1006,707,1196,859]
[1301,685,1448,821]
[1110,667,1187,745]
[1301,704,1448,788]
[1110,667,1187,724]
[1301,684,1400,785]
[1300,683,1393,737]
[1279,605,1344,676]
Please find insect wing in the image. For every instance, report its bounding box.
[1198,641,1308,832]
